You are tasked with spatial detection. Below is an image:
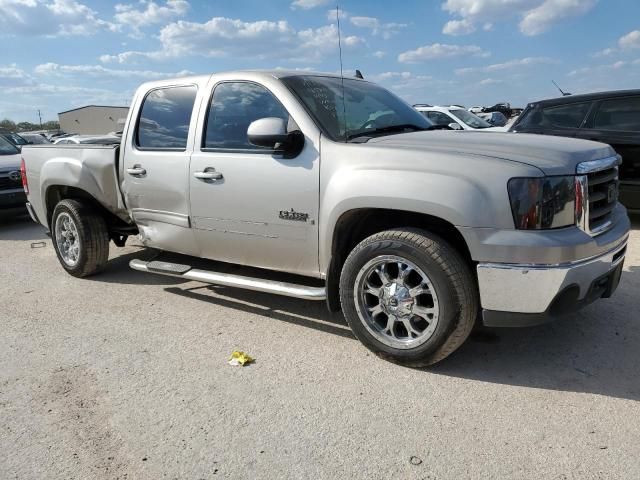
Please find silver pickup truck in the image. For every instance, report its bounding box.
[22,71,630,366]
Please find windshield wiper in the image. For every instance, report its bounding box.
[346,124,428,142]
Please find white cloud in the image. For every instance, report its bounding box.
[593,47,616,58]
[441,0,597,36]
[370,71,433,93]
[372,51,386,59]
[101,17,364,64]
[619,30,640,49]
[0,64,27,79]
[326,7,348,22]
[398,43,488,63]
[479,78,502,85]
[114,0,189,38]
[0,0,116,37]
[443,18,476,35]
[34,62,193,79]
[290,0,330,10]
[349,16,407,39]
[0,64,35,87]
[455,56,555,74]
[567,60,629,77]
[519,0,597,36]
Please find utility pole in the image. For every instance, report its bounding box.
[37,109,43,128]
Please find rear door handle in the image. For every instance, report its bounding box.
[194,169,223,181]
[126,165,146,176]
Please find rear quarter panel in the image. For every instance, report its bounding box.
[22,144,126,227]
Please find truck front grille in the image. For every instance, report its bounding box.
[587,167,618,232]
[577,156,621,236]
[0,174,22,191]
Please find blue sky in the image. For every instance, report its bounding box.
[2,0,640,123]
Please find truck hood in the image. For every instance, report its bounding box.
[366,130,616,176]
[0,153,21,170]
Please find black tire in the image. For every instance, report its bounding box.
[51,199,109,278]
[339,229,478,367]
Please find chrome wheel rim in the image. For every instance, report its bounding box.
[354,255,440,349]
[54,212,80,267]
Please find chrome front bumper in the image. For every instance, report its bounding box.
[477,237,627,322]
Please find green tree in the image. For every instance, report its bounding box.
[0,119,17,131]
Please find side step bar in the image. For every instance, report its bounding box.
[129,259,326,301]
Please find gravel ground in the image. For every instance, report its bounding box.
[1,213,639,480]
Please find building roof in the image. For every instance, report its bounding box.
[58,105,129,115]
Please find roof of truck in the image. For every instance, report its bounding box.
[143,70,367,85]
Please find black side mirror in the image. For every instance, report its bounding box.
[247,117,304,158]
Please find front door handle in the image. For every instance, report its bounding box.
[194,169,223,181]
[126,165,147,176]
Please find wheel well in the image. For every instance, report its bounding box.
[45,185,136,238]
[326,208,474,312]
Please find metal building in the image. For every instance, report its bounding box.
[58,105,129,135]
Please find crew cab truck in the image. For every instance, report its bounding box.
[22,71,630,366]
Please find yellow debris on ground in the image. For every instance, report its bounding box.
[228,351,254,366]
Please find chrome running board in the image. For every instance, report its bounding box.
[129,259,326,301]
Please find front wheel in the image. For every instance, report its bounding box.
[51,199,109,278]
[339,229,478,367]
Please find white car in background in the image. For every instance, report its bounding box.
[413,105,507,132]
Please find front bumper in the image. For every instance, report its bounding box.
[0,189,27,210]
[478,237,627,327]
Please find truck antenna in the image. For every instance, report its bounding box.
[552,80,571,96]
[336,5,348,142]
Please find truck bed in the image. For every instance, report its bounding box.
[22,144,130,229]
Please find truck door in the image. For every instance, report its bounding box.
[188,80,320,276]
[581,96,640,211]
[121,84,200,255]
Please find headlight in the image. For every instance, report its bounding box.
[507,176,578,229]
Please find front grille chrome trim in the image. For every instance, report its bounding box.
[576,155,621,174]
[577,156,620,237]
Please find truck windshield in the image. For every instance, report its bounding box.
[282,75,430,142]
[0,136,19,155]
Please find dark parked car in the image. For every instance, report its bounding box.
[510,90,640,212]
[0,136,26,215]
[0,130,29,150]
[19,132,51,144]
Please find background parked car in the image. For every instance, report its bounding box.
[414,105,506,131]
[19,133,51,144]
[53,135,121,145]
[510,89,640,212]
[0,136,26,215]
[0,129,29,150]
[476,111,509,127]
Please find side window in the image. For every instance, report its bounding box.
[136,85,197,150]
[541,102,591,128]
[593,97,640,131]
[427,111,452,126]
[204,82,289,150]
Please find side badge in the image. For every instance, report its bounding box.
[279,208,309,222]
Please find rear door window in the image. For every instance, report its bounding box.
[136,85,197,150]
[593,96,640,132]
[520,102,591,129]
[203,81,289,150]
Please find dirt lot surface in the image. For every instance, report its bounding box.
[1,214,639,479]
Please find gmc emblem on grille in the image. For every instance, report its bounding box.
[8,171,21,182]
[607,184,617,203]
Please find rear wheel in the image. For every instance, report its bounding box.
[51,199,109,278]
[339,229,478,367]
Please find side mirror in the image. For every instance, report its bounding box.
[448,122,463,130]
[247,117,289,148]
